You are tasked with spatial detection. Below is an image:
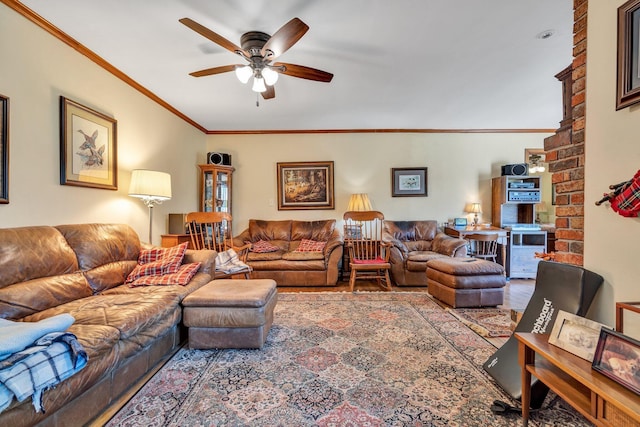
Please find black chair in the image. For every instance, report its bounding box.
[482,260,603,409]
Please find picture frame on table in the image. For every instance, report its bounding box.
[616,0,640,109]
[0,94,9,204]
[60,96,117,190]
[548,310,608,362]
[391,167,428,197]
[276,161,334,210]
[592,328,640,395]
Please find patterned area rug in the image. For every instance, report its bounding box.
[447,307,514,337]
[107,292,590,426]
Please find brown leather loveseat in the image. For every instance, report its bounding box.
[233,219,343,286]
[0,223,216,426]
[383,220,468,286]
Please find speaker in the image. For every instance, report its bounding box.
[168,213,188,234]
[207,152,232,166]
[501,163,528,176]
[482,261,603,409]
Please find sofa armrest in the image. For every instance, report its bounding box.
[232,229,252,248]
[183,249,217,276]
[432,233,468,257]
[323,229,344,263]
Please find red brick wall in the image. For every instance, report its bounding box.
[543,0,586,266]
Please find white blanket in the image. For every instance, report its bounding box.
[0,314,75,361]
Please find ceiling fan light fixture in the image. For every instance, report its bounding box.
[235,65,252,84]
[262,67,279,86]
[252,76,267,92]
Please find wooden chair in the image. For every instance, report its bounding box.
[343,210,392,292]
[185,212,252,279]
[466,233,499,263]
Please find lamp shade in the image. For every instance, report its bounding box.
[129,170,172,201]
[348,193,372,211]
[466,203,482,214]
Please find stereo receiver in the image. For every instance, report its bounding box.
[508,191,541,202]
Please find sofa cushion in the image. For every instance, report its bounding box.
[128,263,201,287]
[295,239,326,252]
[291,220,336,241]
[249,239,280,253]
[247,251,284,262]
[249,220,292,242]
[282,251,325,261]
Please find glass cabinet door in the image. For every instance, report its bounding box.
[199,164,234,213]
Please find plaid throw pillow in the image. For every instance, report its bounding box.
[249,239,280,253]
[125,242,189,283]
[296,239,326,252]
[128,263,201,287]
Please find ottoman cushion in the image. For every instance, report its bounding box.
[182,279,277,349]
[426,257,504,276]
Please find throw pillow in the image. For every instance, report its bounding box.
[249,239,279,253]
[125,242,189,283]
[296,238,326,252]
[128,262,201,287]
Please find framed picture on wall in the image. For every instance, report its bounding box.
[276,161,334,210]
[391,167,428,197]
[616,0,640,109]
[0,94,8,204]
[60,96,117,190]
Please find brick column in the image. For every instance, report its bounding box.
[543,0,587,266]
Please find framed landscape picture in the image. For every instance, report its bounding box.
[616,0,640,109]
[60,96,117,190]
[0,94,8,204]
[276,161,334,210]
[392,167,428,197]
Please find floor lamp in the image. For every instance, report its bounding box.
[128,170,172,244]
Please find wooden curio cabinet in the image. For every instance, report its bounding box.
[198,164,234,213]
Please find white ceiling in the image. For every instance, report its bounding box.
[19,0,573,132]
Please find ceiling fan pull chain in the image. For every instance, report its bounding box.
[256,92,260,107]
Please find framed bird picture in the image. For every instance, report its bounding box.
[60,96,117,190]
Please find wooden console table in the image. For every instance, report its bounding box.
[160,234,190,248]
[516,332,640,426]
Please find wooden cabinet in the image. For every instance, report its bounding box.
[160,234,190,248]
[491,175,541,227]
[198,164,234,213]
[517,333,640,426]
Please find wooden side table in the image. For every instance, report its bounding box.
[516,332,640,426]
[160,234,191,248]
[616,301,640,333]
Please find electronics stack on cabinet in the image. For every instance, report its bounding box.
[491,174,546,279]
[198,164,234,213]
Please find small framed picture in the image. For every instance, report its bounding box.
[391,167,428,197]
[60,96,117,190]
[548,310,608,362]
[592,328,640,395]
[616,0,640,109]
[344,224,362,240]
[0,94,8,204]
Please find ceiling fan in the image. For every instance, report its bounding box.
[179,17,333,100]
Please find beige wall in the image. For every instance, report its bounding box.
[585,1,640,335]
[0,4,207,245]
[207,132,549,232]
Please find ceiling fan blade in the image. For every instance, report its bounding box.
[189,64,238,77]
[179,18,248,57]
[262,85,276,100]
[274,62,333,82]
[261,18,309,59]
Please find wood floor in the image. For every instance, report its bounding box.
[278,278,536,312]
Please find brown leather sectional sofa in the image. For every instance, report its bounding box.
[233,219,343,286]
[0,223,217,427]
[383,220,468,286]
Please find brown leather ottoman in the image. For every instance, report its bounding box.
[426,258,505,308]
[182,279,277,349]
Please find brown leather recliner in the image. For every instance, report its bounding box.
[382,220,467,286]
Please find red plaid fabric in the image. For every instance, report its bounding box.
[611,169,640,217]
[249,239,280,253]
[125,242,189,283]
[128,263,201,287]
[296,239,326,252]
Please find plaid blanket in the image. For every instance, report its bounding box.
[611,169,640,217]
[215,248,250,273]
[0,332,87,414]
